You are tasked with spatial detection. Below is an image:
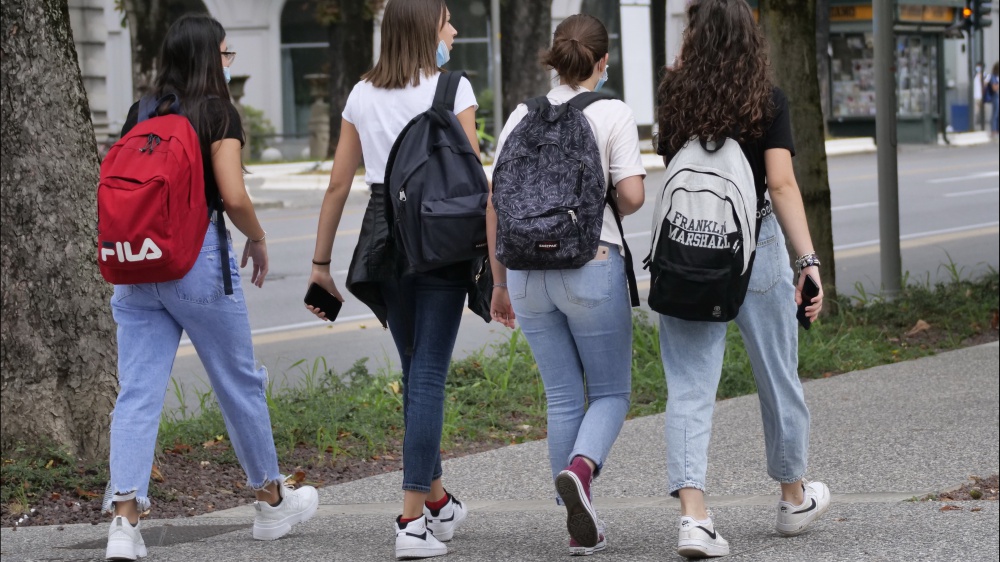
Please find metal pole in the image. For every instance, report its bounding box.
[874,0,901,298]
[968,30,977,131]
[490,0,504,143]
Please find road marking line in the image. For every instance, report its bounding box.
[927,171,1000,184]
[943,187,1000,198]
[831,202,878,212]
[833,224,1000,259]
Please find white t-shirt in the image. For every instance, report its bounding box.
[492,84,646,250]
[342,73,478,185]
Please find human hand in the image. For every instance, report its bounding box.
[794,266,823,322]
[240,238,268,287]
[490,286,516,328]
[305,267,344,320]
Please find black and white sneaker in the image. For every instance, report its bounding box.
[776,480,830,536]
[395,515,447,560]
[677,515,729,558]
[423,492,467,541]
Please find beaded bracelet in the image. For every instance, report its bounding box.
[794,252,821,272]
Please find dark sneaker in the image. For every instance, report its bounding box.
[395,515,447,560]
[423,492,467,541]
[569,520,607,556]
[105,516,147,561]
[556,467,599,548]
[776,480,831,536]
[677,515,729,559]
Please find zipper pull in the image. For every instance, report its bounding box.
[568,209,578,224]
[399,189,406,202]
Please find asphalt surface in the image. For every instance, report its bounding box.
[3,342,997,561]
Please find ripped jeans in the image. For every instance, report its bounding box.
[104,225,281,512]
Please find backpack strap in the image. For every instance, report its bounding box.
[433,71,467,113]
[566,91,614,112]
[606,191,641,307]
[525,96,552,112]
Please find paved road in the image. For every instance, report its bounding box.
[165,143,999,411]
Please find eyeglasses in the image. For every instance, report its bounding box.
[221,51,237,63]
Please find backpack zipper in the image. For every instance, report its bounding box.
[568,209,578,225]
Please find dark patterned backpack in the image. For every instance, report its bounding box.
[491,92,639,304]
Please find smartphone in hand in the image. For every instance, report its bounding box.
[304,283,342,322]
[796,275,820,330]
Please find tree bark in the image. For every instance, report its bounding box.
[1,0,118,459]
[759,0,838,305]
[500,0,553,120]
[325,1,377,157]
[815,0,831,132]
[121,0,208,99]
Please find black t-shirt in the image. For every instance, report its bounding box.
[121,97,244,205]
[657,87,796,209]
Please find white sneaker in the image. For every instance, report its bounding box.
[395,515,448,560]
[105,516,147,561]
[776,480,831,536]
[252,483,319,540]
[677,515,730,559]
[423,492,467,541]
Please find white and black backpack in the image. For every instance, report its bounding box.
[644,137,757,321]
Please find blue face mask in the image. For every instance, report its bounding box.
[436,40,450,67]
[595,65,609,92]
[223,66,231,84]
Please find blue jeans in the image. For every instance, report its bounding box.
[991,100,999,134]
[105,225,281,512]
[507,246,633,500]
[382,274,466,493]
[658,214,809,496]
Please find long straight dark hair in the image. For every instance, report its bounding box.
[151,14,241,150]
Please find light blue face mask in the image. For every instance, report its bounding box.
[436,40,450,67]
[595,64,609,92]
[223,66,231,84]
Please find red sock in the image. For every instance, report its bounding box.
[399,516,419,525]
[425,492,449,512]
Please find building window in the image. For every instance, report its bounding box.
[281,0,329,137]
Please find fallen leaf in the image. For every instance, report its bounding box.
[167,443,192,455]
[203,439,220,449]
[45,459,54,469]
[939,504,962,511]
[199,461,210,468]
[50,492,61,501]
[151,465,164,482]
[905,319,931,337]
[285,470,306,485]
[75,487,99,499]
[971,507,982,512]
[388,381,401,394]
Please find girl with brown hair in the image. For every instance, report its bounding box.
[306,0,483,558]
[654,0,829,557]
[488,13,646,556]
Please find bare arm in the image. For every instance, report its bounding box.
[764,147,823,319]
[613,175,645,215]
[211,138,267,287]
[306,120,363,317]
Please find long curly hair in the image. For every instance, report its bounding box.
[655,0,774,155]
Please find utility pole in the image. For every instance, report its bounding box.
[490,0,503,143]
[874,0,901,298]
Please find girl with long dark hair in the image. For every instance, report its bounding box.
[306,1,484,558]
[104,14,317,561]
[487,13,645,556]
[654,1,829,557]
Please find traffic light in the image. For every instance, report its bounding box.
[975,0,993,29]
[960,1,975,31]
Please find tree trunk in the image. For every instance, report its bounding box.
[326,2,375,157]
[500,0,553,120]
[1,0,118,459]
[759,0,838,305]
[121,0,208,99]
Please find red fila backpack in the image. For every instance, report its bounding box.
[97,95,232,293]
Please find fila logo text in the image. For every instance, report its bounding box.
[101,239,163,263]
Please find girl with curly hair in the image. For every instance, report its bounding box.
[654,0,830,557]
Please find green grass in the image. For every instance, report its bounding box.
[3,270,997,507]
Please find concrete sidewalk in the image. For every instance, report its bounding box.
[2,342,997,561]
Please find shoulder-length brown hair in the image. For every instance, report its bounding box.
[539,14,608,89]
[363,0,446,89]
[655,0,774,154]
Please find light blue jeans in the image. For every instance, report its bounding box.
[105,225,281,512]
[508,245,633,500]
[658,214,809,496]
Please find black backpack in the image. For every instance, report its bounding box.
[643,137,758,322]
[383,71,489,273]
[492,92,639,305]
